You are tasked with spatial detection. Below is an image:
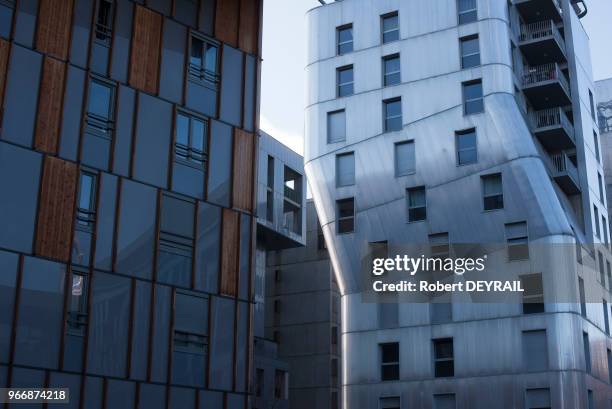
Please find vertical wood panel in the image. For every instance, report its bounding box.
[35,57,67,154]
[238,0,259,55]
[214,0,239,48]
[0,39,9,112]
[36,0,75,60]
[35,156,77,262]
[220,208,239,297]
[129,5,163,95]
[232,129,254,213]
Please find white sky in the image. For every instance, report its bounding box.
[260,0,612,155]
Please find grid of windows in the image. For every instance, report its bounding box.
[407,186,426,222]
[460,35,480,68]
[337,65,354,97]
[381,12,399,43]
[383,98,402,132]
[337,24,353,55]
[456,128,477,165]
[383,54,401,86]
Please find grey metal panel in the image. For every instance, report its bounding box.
[0,4,13,39]
[94,172,118,270]
[147,0,171,15]
[70,0,94,68]
[198,0,215,36]
[219,45,243,127]
[209,296,235,391]
[59,66,86,162]
[243,55,256,132]
[130,281,151,381]
[0,250,18,364]
[1,44,42,148]
[110,0,133,83]
[159,18,186,104]
[150,284,171,383]
[195,201,221,293]
[138,384,166,409]
[12,0,37,48]
[105,380,135,409]
[112,85,136,177]
[207,120,233,207]
[169,387,195,409]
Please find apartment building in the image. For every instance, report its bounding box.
[305,0,611,408]
[0,0,261,408]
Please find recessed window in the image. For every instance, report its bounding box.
[603,301,609,335]
[327,110,346,143]
[380,397,400,409]
[505,221,528,261]
[579,277,586,317]
[337,198,355,234]
[407,186,426,222]
[255,368,264,397]
[522,330,548,371]
[336,152,355,187]
[460,35,480,68]
[594,205,600,238]
[462,79,483,115]
[433,338,454,377]
[394,140,415,176]
[520,273,544,314]
[526,388,550,409]
[380,342,399,381]
[482,173,503,210]
[94,0,113,45]
[599,251,606,285]
[607,349,612,383]
[603,216,609,247]
[598,172,604,202]
[594,130,600,162]
[266,156,274,222]
[455,128,477,165]
[383,54,401,86]
[583,331,591,373]
[383,98,402,132]
[76,171,97,231]
[86,78,115,137]
[67,271,89,336]
[337,24,353,55]
[457,0,477,24]
[274,370,287,399]
[589,89,596,120]
[189,35,219,87]
[434,394,456,409]
[381,12,399,43]
[175,112,208,168]
[337,65,354,97]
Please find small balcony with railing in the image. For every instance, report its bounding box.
[519,20,566,65]
[522,63,571,109]
[549,152,580,195]
[515,0,563,23]
[529,107,575,151]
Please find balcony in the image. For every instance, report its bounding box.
[522,63,571,109]
[529,108,575,151]
[550,152,580,195]
[515,0,563,23]
[519,20,566,65]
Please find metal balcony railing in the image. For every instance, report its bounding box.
[551,152,579,183]
[523,63,570,95]
[519,20,566,51]
[529,107,575,139]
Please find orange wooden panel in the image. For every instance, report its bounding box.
[35,57,67,154]
[220,208,239,296]
[238,0,260,55]
[36,0,74,60]
[35,156,77,262]
[215,0,239,48]
[129,5,162,94]
[232,129,255,212]
[0,39,9,110]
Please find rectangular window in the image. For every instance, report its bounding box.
[583,331,591,373]
[456,128,477,165]
[457,0,477,24]
[337,65,354,97]
[381,12,399,43]
[594,131,600,162]
[94,0,114,46]
[526,388,551,409]
[337,24,353,55]
[594,205,600,238]
[599,251,606,284]
[274,370,287,399]
[607,261,611,289]
[608,349,612,384]
[172,291,208,386]
[506,221,529,261]
[433,338,454,377]
[587,390,594,409]
[336,152,355,187]
[380,342,399,381]
[317,222,327,250]
[460,35,480,68]
[395,140,415,176]
[599,173,604,202]
[283,167,303,234]
[255,368,264,397]
[383,98,402,132]
[76,171,97,231]
[604,301,610,335]
[434,394,456,409]
[380,397,400,409]
[327,110,346,143]
[189,35,219,88]
[266,156,274,222]
[522,330,548,371]
[175,111,208,168]
[520,273,544,314]
[383,54,401,87]
[603,216,609,247]
[67,270,89,336]
[589,89,596,120]
[482,173,503,210]
[407,186,426,222]
[579,277,586,317]
[86,78,115,138]
[463,79,483,114]
[337,198,355,234]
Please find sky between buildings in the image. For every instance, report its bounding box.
[260,0,612,155]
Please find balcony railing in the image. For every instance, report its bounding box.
[523,63,570,95]
[551,152,579,183]
[529,107,574,138]
[519,20,566,51]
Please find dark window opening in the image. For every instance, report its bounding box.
[86,78,115,138]
[407,186,426,222]
[383,54,401,86]
[189,35,219,89]
[76,171,97,231]
[274,370,287,399]
[158,194,195,287]
[521,273,544,314]
[95,0,114,46]
[380,342,399,381]
[67,270,89,336]
[460,34,480,68]
[383,98,402,132]
[337,65,354,97]
[506,221,529,261]
[337,198,355,234]
[381,12,399,43]
[458,0,477,24]
[456,128,477,165]
[337,24,353,55]
[482,173,503,210]
[434,338,454,377]
[463,79,483,114]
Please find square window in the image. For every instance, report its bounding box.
[383,98,402,132]
[394,140,415,176]
[460,35,480,68]
[327,110,346,143]
[337,65,354,97]
[337,198,355,234]
[457,0,477,24]
[380,343,399,381]
[407,186,426,222]
[482,173,503,210]
[383,54,401,86]
[456,128,477,165]
[381,12,399,43]
[433,338,454,377]
[463,79,483,115]
[337,24,353,55]
[336,152,355,187]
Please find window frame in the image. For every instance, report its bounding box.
[379,342,400,381]
[337,65,354,97]
[381,11,399,44]
[382,53,401,87]
[406,186,427,222]
[459,34,480,69]
[433,338,454,378]
[66,268,89,337]
[174,108,210,170]
[327,109,347,144]
[93,0,114,47]
[462,79,484,115]
[455,128,478,165]
[336,197,355,234]
[85,75,116,140]
[394,140,415,177]
[520,273,544,314]
[75,169,98,232]
[457,0,477,25]
[481,173,504,211]
[188,33,220,89]
[505,221,529,261]
[336,151,356,187]
[173,289,209,356]
[383,97,402,133]
[336,23,353,55]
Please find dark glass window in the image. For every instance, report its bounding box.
[433,338,454,377]
[482,173,503,210]
[589,89,596,120]
[337,24,353,55]
[460,35,480,68]
[336,198,354,234]
[583,331,591,373]
[328,110,346,143]
[458,0,477,24]
[255,368,264,397]
[67,270,89,336]
[189,35,219,88]
[594,130,600,162]
[579,277,586,317]
[88,79,114,130]
[76,171,97,230]
[407,186,426,222]
[381,12,399,43]
[463,79,483,114]
[520,273,544,314]
[383,54,400,86]
[456,128,477,165]
[380,342,399,381]
[506,221,529,261]
[383,98,402,132]
[0,0,15,39]
[380,397,400,409]
[274,370,287,399]
[175,112,208,168]
[95,0,114,45]
[395,140,415,176]
[336,152,355,187]
[526,389,551,409]
[337,65,354,97]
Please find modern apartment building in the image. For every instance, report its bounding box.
[0,0,261,408]
[306,0,611,408]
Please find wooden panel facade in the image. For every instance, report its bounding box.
[129,5,163,95]
[214,0,239,48]
[36,0,75,60]
[35,57,67,154]
[35,156,77,262]
[232,129,254,213]
[238,0,260,55]
[220,208,239,296]
[0,39,9,113]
